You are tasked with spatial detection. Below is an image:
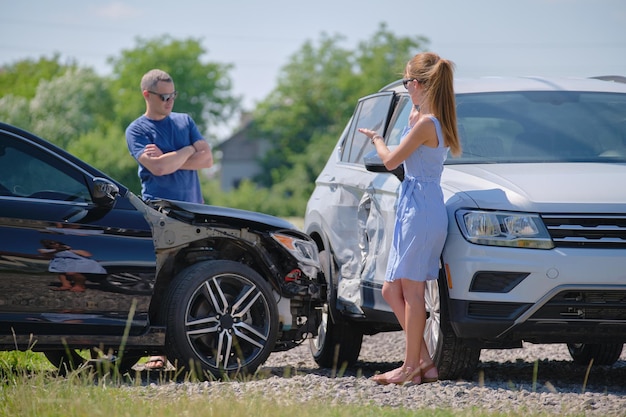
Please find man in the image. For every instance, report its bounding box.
[126,68,213,204]
[126,69,214,370]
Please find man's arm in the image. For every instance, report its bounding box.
[138,144,196,176]
[180,140,213,170]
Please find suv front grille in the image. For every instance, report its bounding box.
[530,290,626,321]
[542,214,626,249]
[467,302,529,319]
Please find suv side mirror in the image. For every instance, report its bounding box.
[92,177,119,207]
[364,150,404,182]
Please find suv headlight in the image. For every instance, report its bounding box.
[456,209,554,249]
[271,233,321,277]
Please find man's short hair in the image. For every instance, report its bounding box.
[140,69,173,91]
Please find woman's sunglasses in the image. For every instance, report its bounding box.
[402,78,417,89]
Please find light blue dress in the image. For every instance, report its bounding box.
[385,115,449,282]
[49,250,107,274]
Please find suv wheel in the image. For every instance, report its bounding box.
[309,250,363,369]
[44,349,141,375]
[161,260,279,379]
[567,343,624,366]
[426,271,481,380]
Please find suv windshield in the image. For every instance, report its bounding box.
[434,91,626,164]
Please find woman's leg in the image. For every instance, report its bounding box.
[68,272,86,292]
[372,280,407,382]
[373,279,426,384]
[52,274,72,290]
[382,280,406,328]
[400,279,426,371]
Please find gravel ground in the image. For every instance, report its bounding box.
[132,332,626,416]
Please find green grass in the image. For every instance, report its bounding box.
[0,351,565,417]
[0,375,456,417]
[0,303,560,417]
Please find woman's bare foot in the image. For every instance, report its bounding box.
[371,366,404,385]
[70,285,86,292]
[387,366,420,385]
[373,366,421,385]
[51,285,72,291]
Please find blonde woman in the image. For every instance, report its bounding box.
[359,52,462,385]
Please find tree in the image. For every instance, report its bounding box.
[108,35,240,138]
[235,23,428,216]
[0,37,241,198]
[0,67,113,148]
[0,55,75,100]
[0,95,30,131]
[0,56,79,133]
[68,124,141,192]
[28,68,114,148]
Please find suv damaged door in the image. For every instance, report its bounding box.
[308,92,402,366]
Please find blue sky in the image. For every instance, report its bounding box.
[1,0,625,122]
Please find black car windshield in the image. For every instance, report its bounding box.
[445,91,626,164]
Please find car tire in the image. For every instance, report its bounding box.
[309,250,363,369]
[567,342,624,366]
[426,270,481,380]
[160,260,279,379]
[44,349,141,376]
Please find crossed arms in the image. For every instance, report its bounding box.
[138,140,213,176]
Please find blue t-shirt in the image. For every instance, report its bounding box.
[126,112,205,203]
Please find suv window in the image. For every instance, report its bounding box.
[0,134,92,202]
[342,93,394,164]
[452,91,626,164]
[387,96,413,147]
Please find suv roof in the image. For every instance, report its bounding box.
[380,76,626,94]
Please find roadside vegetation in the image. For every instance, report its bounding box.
[0,24,427,218]
[0,350,557,417]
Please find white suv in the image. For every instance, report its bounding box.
[304,76,626,379]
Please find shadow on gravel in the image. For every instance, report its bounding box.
[259,359,404,379]
[259,358,626,394]
[475,359,626,393]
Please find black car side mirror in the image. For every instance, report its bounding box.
[92,177,119,207]
[363,150,404,182]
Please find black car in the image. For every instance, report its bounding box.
[0,122,322,378]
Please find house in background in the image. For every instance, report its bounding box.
[216,114,272,192]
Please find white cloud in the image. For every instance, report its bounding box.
[94,2,141,19]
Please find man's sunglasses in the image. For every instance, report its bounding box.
[148,90,178,102]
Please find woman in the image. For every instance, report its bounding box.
[39,239,107,292]
[358,52,462,385]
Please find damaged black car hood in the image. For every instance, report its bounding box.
[150,199,296,231]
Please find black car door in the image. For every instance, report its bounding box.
[0,129,156,339]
